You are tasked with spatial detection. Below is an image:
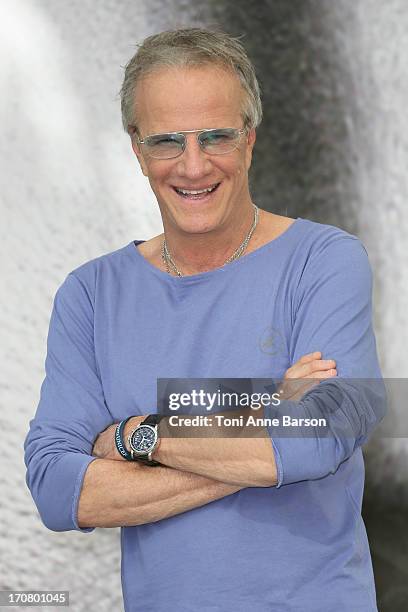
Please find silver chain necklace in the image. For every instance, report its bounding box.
[161,204,259,277]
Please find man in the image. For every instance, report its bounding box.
[24,28,385,611]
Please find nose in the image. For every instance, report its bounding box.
[175,133,212,180]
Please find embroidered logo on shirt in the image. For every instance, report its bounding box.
[259,325,285,356]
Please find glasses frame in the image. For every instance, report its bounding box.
[133,127,247,160]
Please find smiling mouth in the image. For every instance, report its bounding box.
[173,183,220,199]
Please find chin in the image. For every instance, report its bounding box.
[175,217,220,235]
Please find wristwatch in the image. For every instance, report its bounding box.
[127,414,165,466]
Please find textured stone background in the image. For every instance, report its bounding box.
[1,1,407,610]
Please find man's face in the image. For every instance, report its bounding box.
[131,65,256,235]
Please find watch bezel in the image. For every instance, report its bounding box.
[128,424,159,457]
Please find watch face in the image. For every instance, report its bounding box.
[130,425,157,455]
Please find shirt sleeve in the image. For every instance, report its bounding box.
[24,273,114,532]
[266,233,387,487]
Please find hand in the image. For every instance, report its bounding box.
[278,351,337,401]
[92,415,146,461]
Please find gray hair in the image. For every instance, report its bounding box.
[120,27,262,134]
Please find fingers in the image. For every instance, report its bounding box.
[285,358,337,379]
[285,359,337,378]
[298,351,322,364]
[303,369,337,379]
[280,352,338,401]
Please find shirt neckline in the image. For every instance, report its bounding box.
[128,217,303,283]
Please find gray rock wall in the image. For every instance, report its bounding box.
[1,1,407,610]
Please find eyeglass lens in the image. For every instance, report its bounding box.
[143,128,242,159]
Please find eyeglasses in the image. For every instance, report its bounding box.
[133,127,247,160]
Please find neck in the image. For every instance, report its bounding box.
[162,202,258,275]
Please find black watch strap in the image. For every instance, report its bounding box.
[130,414,165,466]
[142,414,165,427]
[133,456,162,467]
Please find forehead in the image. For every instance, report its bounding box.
[134,65,244,134]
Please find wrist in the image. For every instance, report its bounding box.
[123,416,145,452]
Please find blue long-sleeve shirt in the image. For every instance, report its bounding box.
[24,218,385,611]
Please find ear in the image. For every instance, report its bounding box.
[245,128,256,170]
[131,135,149,177]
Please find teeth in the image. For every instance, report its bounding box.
[177,185,217,195]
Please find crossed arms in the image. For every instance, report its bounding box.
[24,236,386,532]
[77,354,335,528]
